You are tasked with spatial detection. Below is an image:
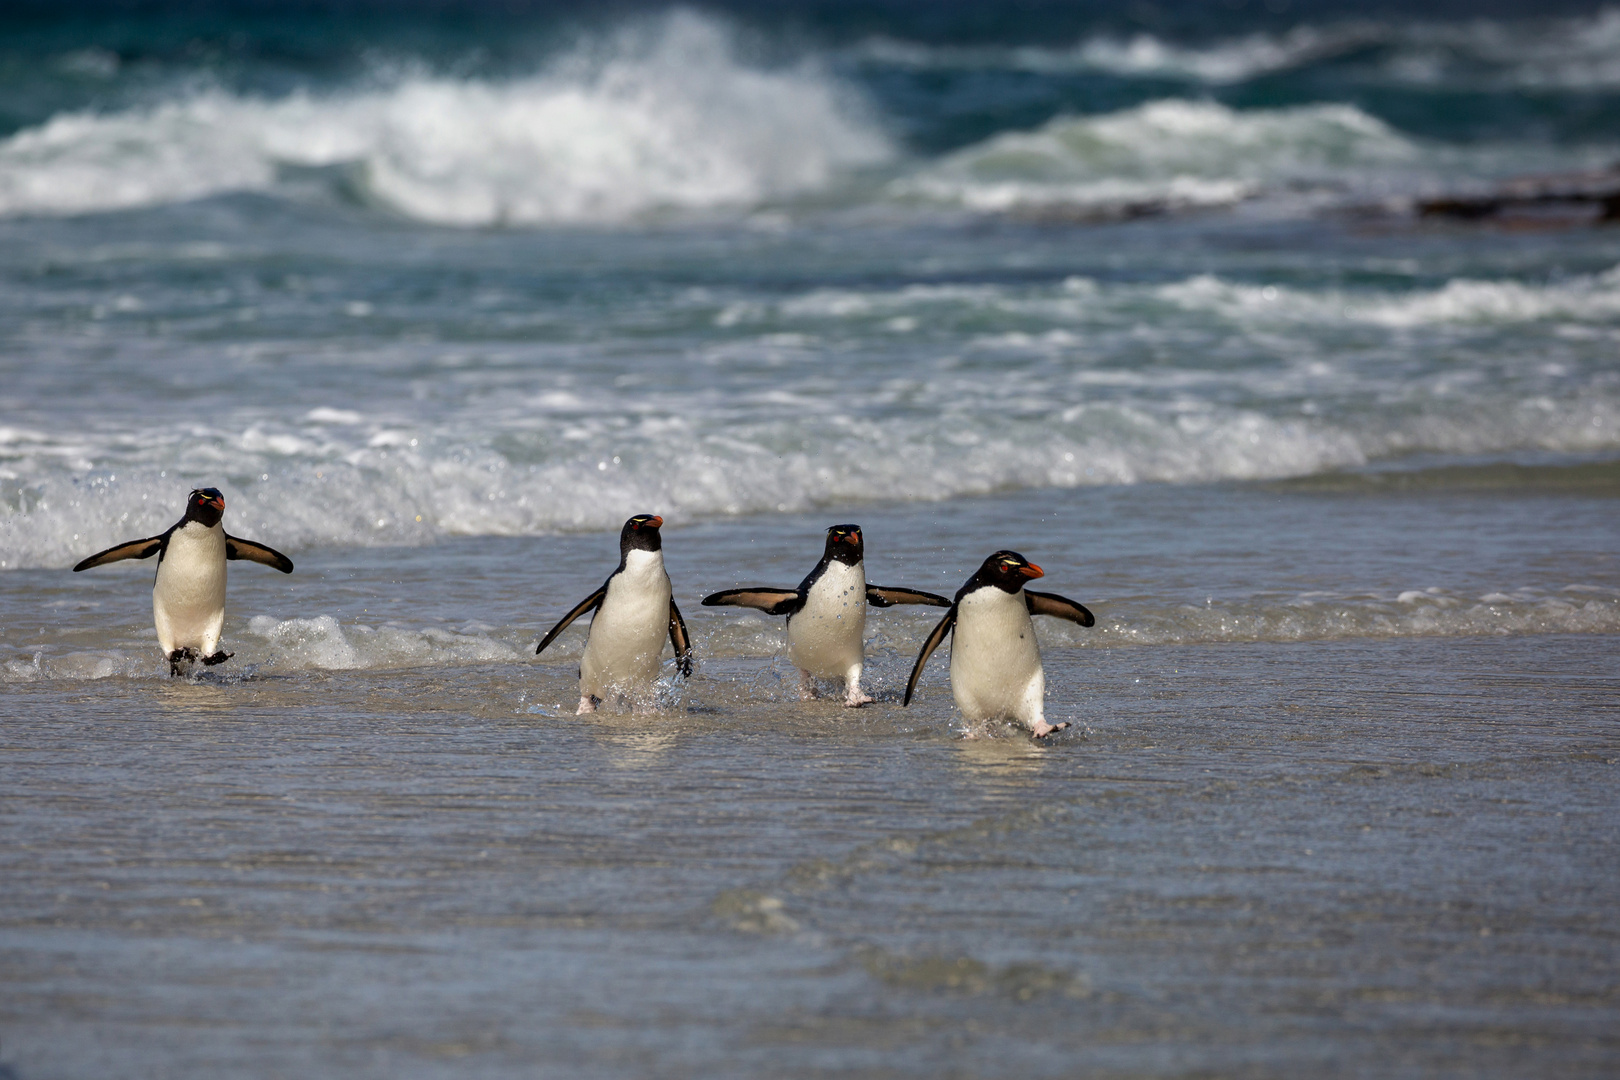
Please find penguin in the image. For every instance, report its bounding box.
[72,487,294,676]
[902,550,1094,739]
[702,524,950,707]
[535,514,693,714]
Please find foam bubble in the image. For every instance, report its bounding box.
[0,12,890,224]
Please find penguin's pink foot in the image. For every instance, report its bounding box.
[1028,721,1070,740]
[843,690,874,708]
[576,695,598,715]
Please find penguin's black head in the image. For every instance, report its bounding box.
[620,514,664,554]
[823,524,864,565]
[967,550,1044,596]
[186,487,225,528]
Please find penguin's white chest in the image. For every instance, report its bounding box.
[153,522,228,655]
[787,560,866,677]
[581,549,671,694]
[950,587,1044,725]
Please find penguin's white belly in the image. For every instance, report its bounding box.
[153,524,228,655]
[581,555,670,695]
[787,562,866,677]
[950,590,1045,726]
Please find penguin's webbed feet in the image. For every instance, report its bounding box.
[843,691,874,708]
[576,695,599,715]
[201,650,233,666]
[1028,721,1070,740]
[167,648,197,677]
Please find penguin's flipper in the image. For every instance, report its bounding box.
[535,586,607,655]
[902,605,958,707]
[73,535,164,571]
[668,600,694,678]
[700,588,803,616]
[225,535,295,573]
[866,585,952,608]
[1025,590,1095,628]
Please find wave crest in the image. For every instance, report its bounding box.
[856,10,1620,90]
[890,99,1414,214]
[0,11,891,224]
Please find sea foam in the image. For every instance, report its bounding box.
[4,261,1617,569]
[0,12,891,224]
[891,99,1416,214]
[5,585,1615,683]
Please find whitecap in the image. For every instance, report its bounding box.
[0,11,891,225]
[890,99,1416,215]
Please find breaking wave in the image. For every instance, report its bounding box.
[3,257,1618,570]
[890,99,1419,214]
[0,11,892,224]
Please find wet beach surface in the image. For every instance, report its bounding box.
[1,632,1616,1078]
[3,474,1619,1078]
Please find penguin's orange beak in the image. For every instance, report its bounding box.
[1019,562,1044,579]
[646,515,664,529]
[204,493,224,511]
[840,531,858,543]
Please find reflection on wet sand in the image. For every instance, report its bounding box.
[594,724,680,770]
[949,730,1051,789]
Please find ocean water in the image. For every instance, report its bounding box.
[1,2,1617,1076]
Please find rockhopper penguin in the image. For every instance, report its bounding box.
[72,487,294,676]
[535,514,693,714]
[702,524,949,707]
[902,550,1094,738]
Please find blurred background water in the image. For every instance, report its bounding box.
[0,0,1616,1076]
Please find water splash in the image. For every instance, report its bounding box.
[0,11,891,224]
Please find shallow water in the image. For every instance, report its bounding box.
[3,479,1619,1076]
[2,631,1616,1078]
[5,476,1616,682]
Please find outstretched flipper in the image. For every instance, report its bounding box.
[73,536,164,572]
[226,535,294,573]
[902,605,958,706]
[1025,590,1095,627]
[866,584,951,608]
[700,587,803,616]
[668,600,694,678]
[536,585,608,656]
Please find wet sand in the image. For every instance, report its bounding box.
[2,631,1615,1078]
